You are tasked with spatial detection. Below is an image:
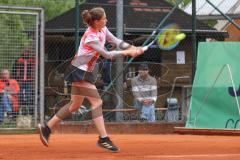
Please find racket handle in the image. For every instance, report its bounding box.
[142,45,149,51]
[143,40,155,51]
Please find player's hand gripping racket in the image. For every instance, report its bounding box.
[142,23,186,51]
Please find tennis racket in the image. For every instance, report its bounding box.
[142,23,185,51]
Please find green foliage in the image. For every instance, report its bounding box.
[0,0,77,70]
[204,20,218,28]
[0,13,32,70]
[0,0,75,21]
[165,0,191,8]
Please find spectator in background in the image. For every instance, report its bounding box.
[0,69,20,123]
[12,48,35,115]
[131,64,157,122]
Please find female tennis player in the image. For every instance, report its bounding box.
[38,7,144,152]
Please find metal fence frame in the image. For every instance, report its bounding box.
[0,5,45,126]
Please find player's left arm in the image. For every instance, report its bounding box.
[106,28,132,50]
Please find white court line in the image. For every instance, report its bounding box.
[147,154,240,158]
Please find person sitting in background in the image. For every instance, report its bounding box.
[131,64,157,122]
[0,69,20,123]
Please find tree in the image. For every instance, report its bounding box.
[0,13,31,70]
[165,0,191,8]
[0,0,76,21]
[0,0,79,70]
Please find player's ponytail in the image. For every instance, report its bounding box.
[81,7,105,27]
[82,10,92,26]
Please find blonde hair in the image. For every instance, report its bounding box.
[0,69,10,78]
[81,7,105,27]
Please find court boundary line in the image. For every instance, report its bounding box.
[146,153,240,158]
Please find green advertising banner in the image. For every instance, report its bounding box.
[186,42,240,129]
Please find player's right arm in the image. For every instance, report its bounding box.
[87,41,143,59]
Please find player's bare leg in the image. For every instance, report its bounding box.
[86,89,119,152]
[38,94,84,147]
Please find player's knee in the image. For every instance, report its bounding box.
[69,107,77,113]
[68,100,82,112]
[92,99,102,109]
[98,99,103,107]
[91,99,103,119]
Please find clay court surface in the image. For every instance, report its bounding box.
[1,134,240,160]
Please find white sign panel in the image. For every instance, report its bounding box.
[176,51,185,64]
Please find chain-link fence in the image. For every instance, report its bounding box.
[0,6,44,128]
[43,0,195,123]
[0,0,239,127]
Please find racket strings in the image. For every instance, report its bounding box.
[156,24,181,50]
